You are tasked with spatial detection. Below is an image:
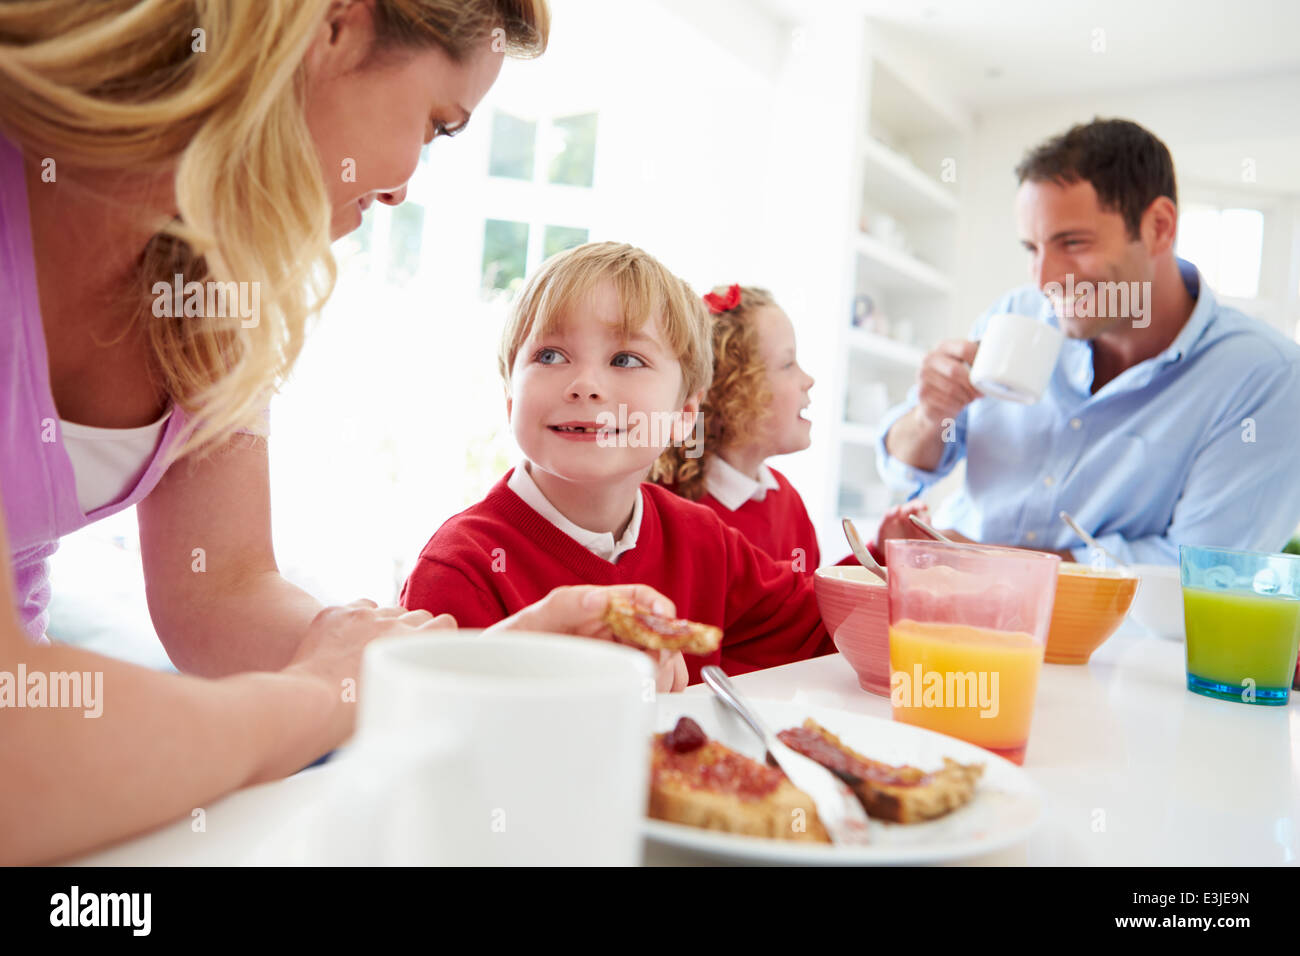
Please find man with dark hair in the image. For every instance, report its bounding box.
[877,117,1300,564]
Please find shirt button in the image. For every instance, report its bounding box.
[1043,476,1055,487]
[1070,418,1082,430]
[1026,531,1038,542]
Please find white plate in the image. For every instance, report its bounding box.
[643,697,1043,865]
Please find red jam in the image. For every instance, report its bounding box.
[655,718,785,801]
[633,610,692,638]
[663,717,706,753]
[777,726,929,787]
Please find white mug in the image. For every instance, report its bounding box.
[340,631,656,866]
[968,312,1065,404]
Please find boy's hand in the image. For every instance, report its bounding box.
[487,584,690,692]
[874,501,933,554]
[656,649,690,694]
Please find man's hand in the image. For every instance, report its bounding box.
[487,585,690,693]
[885,339,981,472]
[874,501,933,553]
[916,339,981,428]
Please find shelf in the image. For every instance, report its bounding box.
[855,233,952,296]
[861,138,958,218]
[845,328,924,369]
[868,51,972,141]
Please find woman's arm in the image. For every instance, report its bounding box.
[137,433,329,676]
[0,485,372,865]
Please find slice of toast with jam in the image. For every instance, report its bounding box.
[604,597,722,656]
[776,719,983,824]
[648,717,830,843]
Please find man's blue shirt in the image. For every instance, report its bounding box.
[875,259,1300,564]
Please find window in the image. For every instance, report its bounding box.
[1177,203,1264,299]
[488,112,537,180]
[480,110,600,295]
[547,112,598,187]
[481,219,530,294]
[543,225,590,260]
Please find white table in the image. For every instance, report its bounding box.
[70,622,1298,866]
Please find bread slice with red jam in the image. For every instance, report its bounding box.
[605,598,722,656]
[776,719,983,824]
[648,717,830,843]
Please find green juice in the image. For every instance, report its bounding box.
[1183,587,1300,691]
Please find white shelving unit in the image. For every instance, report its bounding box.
[845,328,925,369]
[860,137,959,217]
[817,30,971,552]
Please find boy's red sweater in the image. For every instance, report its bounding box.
[399,470,834,684]
[692,466,821,575]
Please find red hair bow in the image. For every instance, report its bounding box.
[703,283,741,314]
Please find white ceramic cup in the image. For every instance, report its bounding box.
[340,631,655,866]
[968,312,1065,404]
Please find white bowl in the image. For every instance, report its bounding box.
[1126,564,1185,640]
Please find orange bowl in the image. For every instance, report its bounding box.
[1045,564,1139,664]
[813,566,890,695]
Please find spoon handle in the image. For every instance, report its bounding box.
[841,518,888,582]
[908,513,955,544]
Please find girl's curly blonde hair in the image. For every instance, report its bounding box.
[650,285,776,500]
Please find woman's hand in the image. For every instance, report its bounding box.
[487,584,690,693]
[283,599,457,694]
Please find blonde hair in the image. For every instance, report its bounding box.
[498,241,714,402]
[0,0,549,463]
[650,285,776,500]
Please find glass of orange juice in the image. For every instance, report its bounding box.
[884,539,1061,765]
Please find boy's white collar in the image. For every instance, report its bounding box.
[507,461,643,563]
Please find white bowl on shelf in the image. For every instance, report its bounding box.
[1126,564,1184,640]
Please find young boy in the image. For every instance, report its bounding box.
[400,242,833,684]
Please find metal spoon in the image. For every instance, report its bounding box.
[841,518,887,582]
[1059,510,1130,570]
[908,513,956,544]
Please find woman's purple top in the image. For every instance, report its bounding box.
[1,133,189,643]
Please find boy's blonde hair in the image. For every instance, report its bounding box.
[498,242,713,403]
[0,0,549,464]
[650,285,777,499]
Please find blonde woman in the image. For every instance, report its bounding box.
[0,0,681,865]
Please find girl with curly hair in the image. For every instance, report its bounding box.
[652,284,930,574]
[651,284,824,574]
